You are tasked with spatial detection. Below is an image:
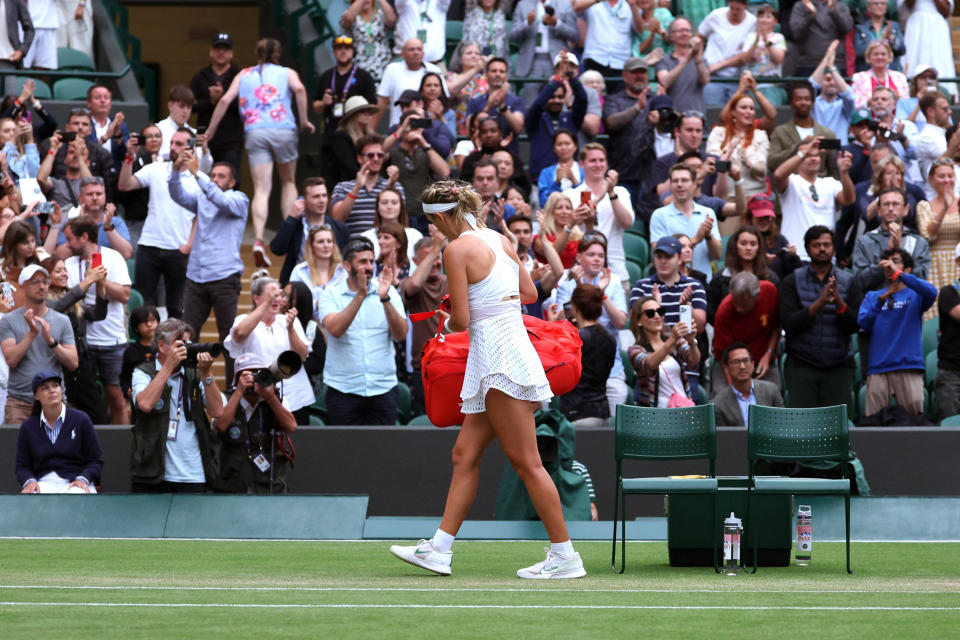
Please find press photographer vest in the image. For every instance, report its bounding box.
[215,396,290,494]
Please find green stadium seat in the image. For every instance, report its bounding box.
[53,78,95,101]
[308,413,325,426]
[445,20,463,43]
[126,258,135,284]
[625,260,644,286]
[626,218,647,238]
[127,288,143,314]
[922,318,938,356]
[622,234,649,267]
[14,77,52,99]
[396,381,411,425]
[407,414,436,426]
[925,351,938,389]
[57,47,94,71]
[941,414,960,426]
[621,349,635,389]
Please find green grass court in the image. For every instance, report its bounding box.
[1,540,958,638]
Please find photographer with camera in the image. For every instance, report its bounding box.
[224,276,314,425]
[525,51,587,180]
[384,109,450,222]
[866,86,916,175]
[130,318,224,492]
[212,353,297,494]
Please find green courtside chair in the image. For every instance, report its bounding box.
[57,47,94,71]
[612,403,719,573]
[625,260,644,287]
[396,381,412,425]
[53,78,95,101]
[746,404,853,574]
[622,234,650,268]
[922,317,939,356]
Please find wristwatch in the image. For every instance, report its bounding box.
[609,193,619,201]
[380,295,390,303]
[202,376,214,387]
[103,223,115,231]
[47,339,59,349]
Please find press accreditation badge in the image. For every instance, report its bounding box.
[167,419,179,442]
[417,29,427,43]
[333,102,344,118]
[252,453,271,473]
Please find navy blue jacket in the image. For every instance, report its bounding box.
[15,407,103,487]
[86,122,130,173]
[270,213,350,286]
[781,265,861,368]
[525,77,587,178]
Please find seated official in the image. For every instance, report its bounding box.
[714,342,784,426]
[212,353,297,494]
[16,371,103,494]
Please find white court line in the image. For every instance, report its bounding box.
[0,602,958,611]
[0,585,955,595]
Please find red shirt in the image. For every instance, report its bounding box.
[713,280,780,361]
[533,232,579,268]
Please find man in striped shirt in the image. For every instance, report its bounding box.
[329,134,404,237]
[629,235,707,332]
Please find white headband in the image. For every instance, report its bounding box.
[422,201,458,214]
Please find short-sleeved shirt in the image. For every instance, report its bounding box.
[131,360,205,483]
[649,201,721,281]
[698,8,756,78]
[938,283,960,373]
[0,307,75,402]
[629,273,707,325]
[377,60,444,127]
[778,173,843,261]
[318,277,406,397]
[134,162,199,249]
[331,177,406,237]
[654,53,705,114]
[712,280,780,360]
[65,246,131,346]
[580,0,635,70]
[58,211,130,252]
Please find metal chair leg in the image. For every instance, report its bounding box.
[845,493,854,574]
[712,490,721,573]
[746,487,758,574]
[611,482,623,573]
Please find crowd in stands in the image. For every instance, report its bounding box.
[9,0,960,497]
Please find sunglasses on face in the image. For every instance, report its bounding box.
[642,307,666,318]
[363,152,385,160]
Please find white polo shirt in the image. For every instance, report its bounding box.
[134,162,198,250]
[65,246,131,346]
[377,60,444,126]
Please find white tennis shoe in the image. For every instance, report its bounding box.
[390,539,452,576]
[517,548,587,579]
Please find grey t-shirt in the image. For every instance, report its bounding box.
[0,307,75,401]
[654,54,705,115]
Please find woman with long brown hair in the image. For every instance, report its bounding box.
[705,92,769,202]
[707,224,780,324]
[627,295,699,408]
[360,187,422,264]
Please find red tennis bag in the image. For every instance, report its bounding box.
[416,312,583,427]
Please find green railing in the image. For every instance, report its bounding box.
[277,0,339,95]
[101,0,158,120]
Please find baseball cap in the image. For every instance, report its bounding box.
[650,94,674,111]
[211,32,233,48]
[394,89,422,106]
[553,51,579,68]
[623,57,649,73]
[18,264,49,285]
[748,194,776,217]
[850,108,875,126]
[32,370,61,393]
[911,63,938,79]
[654,236,682,256]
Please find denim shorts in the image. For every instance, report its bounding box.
[244,127,299,165]
[87,343,127,386]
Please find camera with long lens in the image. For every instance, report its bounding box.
[182,341,222,367]
[252,350,303,387]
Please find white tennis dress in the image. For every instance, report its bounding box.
[458,228,552,414]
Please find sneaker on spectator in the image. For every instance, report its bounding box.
[390,539,452,576]
[253,240,271,267]
[517,548,586,579]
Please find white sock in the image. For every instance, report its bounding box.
[431,529,455,553]
[551,540,575,557]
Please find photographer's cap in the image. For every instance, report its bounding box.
[649,94,674,111]
[850,108,875,127]
[553,51,579,68]
[233,353,268,385]
[654,235,682,256]
[211,32,233,48]
[18,264,48,285]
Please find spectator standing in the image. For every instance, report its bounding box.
[0,264,77,424]
[0,0,33,94]
[290,226,346,312]
[917,158,960,320]
[809,42,855,142]
[913,91,953,193]
[466,58,526,156]
[602,57,655,208]
[206,39,315,268]
[697,0,756,106]
[224,277,314,425]
[212,353,297,494]
[850,42,908,109]
[933,243,960,420]
[655,17,709,115]
[738,4,786,100]
[400,231,448,417]
[746,195,802,280]
[853,0,905,72]
[631,0,672,57]
[459,116,510,182]
[573,0,642,81]
[85,85,128,171]
[852,187,930,292]
[563,143,634,283]
[62,215,131,424]
[120,305,158,401]
[627,295,700,407]
[533,192,581,268]
[896,64,939,130]
[330,134,404,237]
[418,72,458,150]
[16,371,102,493]
[272,177,350,286]
[39,110,118,200]
[464,0,509,58]
[650,164,721,281]
[190,33,243,172]
[318,238,407,425]
[322,96,378,189]
[788,0,853,77]
[375,39,444,128]
[773,137,856,261]
[22,0,57,69]
[116,124,162,246]
[711,271,781,392]
[55,0,91,60]
[768,81,841,179]
[340,0,398,77]
[527,54,587,179]
[393,0,450,65]
[707,225,780,323]
[155,86,198,160]
[0,115,39,180]
[118,129,199,319]
[714,342,784,426]
[313,35,377,141]
[47,177,132,261]
[385,109,452,225]
[858,250,937,416]
[168,151,249,383]
[510,0,579,103]
[446,42,490,135]
[705,92,769,202]
[780,225,860,409]
[901,0,956,98]
[130,318,223,492]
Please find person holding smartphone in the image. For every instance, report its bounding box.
[384,109,450,226]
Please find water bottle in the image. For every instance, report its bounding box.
[723,512,742,575]
[796,505,813,566]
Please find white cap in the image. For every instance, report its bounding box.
[911,63,938,79]
[18,264,49,285]
[553,51,579,68]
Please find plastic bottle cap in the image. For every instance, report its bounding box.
[724,512,741,526]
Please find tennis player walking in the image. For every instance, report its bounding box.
[390,181,585,579]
